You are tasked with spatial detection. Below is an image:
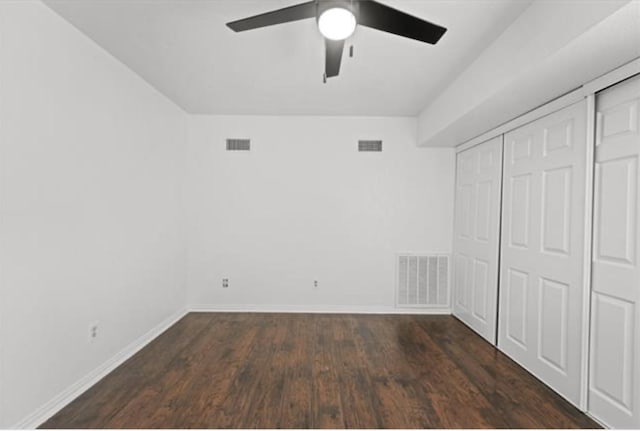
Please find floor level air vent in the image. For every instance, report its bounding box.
[396,254,450,308]
[226,138,250,151]
[358,140,382,152]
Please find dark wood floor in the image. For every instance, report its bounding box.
[41,313,599,429]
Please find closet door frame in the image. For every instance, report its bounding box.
[455,58,640,415]
[455,98,595,413]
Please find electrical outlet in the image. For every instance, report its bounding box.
[222,278,229,288]
[89,321,99,342]
[313,280,319,289]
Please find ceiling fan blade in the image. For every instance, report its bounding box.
[357,0,447,44]
[325,39,345,78]
[227,1,317,32]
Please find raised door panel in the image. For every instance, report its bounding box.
[498,100,587,408]
[472,258,489,322]
[509,174,532,249]
[505,268,529,349]
[541,167,572,256]
[589,74,640,429]
[594,157,636,266]
[457,183,474,240]
[538,277,569,373]
[452,136,503,344]
[591,293,634,413]
[475,181,492,242]
[454,253,470,312]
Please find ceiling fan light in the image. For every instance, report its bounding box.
[318,7,356,41]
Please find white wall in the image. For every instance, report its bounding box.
[0,1,187,427]
[417,0,638,147]
[186,116,454,311]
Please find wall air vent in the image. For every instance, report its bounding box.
[226,138,251,151]
[358,140,382,152]
[396,254,450,308]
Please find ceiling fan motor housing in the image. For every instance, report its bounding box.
[315,0,359,22]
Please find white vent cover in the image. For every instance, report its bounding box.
[396,254,450,308]
[358,140,382,152]
[226,138,250,151]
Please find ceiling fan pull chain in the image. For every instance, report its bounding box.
[323,73,327,84]
[350,45,354,58]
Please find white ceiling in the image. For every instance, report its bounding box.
[44,0,532,116]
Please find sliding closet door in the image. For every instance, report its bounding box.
[453,136,503,344]
[589,74,640,429]
[498,101,588,406]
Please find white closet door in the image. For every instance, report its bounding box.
[589,74,640,429]
[498,101,588,406]
[453,136,503,344]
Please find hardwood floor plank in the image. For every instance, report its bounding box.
[40,313,600,429]
[311,315,346,428]
[332,316,382,429]
[201,314,269,428]
[277,315,313,429]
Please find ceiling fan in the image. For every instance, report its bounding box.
[226,0,447,82]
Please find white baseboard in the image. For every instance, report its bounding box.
[12,307,188,430]
[189,304,452,315]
